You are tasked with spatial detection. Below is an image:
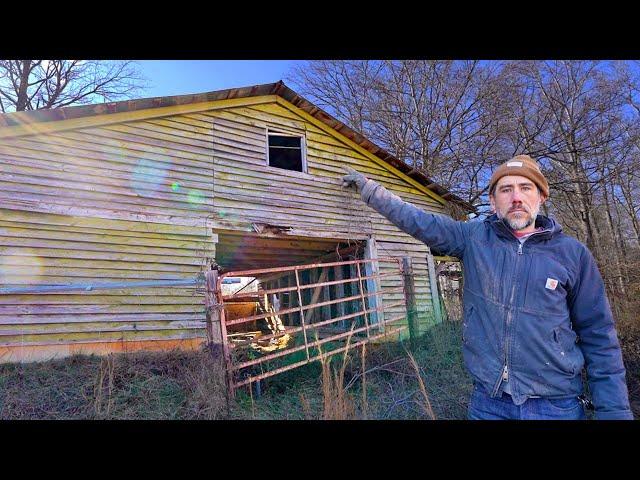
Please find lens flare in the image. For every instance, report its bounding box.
[130,159,169,196]
[0,249,45,285]
[187,189,206,205]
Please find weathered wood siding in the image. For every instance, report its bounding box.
[0,97,450,359]
[0,209,215,359]
[0,116,217,359]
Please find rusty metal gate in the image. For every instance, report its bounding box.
[208,257,409,395]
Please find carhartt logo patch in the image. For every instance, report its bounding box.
[545,278,558,290]
[507,161,523,167]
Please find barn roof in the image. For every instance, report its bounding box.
[0,81,474,213]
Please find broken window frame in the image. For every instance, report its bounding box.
[265,128,308,173]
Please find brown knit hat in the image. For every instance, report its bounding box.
[488,155,549,198]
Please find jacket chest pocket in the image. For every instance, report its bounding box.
[523,258,570,315]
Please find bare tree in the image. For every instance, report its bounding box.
[501,61,631,258]
[0,60,147,112]
[287,60,512,208]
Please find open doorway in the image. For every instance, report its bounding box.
[210,230,407,394]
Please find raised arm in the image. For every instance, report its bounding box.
[342,167,469,258]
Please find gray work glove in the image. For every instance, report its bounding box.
[341,166,369,192]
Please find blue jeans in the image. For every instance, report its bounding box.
[468,383,587,420]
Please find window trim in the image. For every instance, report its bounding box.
[265,128,307,174]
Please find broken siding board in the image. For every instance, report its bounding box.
[213,175,432,215]
[215,172,438,211]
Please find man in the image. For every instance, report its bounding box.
[342,154,633,420]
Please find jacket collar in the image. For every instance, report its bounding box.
[485,213,562,243]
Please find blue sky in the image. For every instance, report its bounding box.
[137,60,303,97]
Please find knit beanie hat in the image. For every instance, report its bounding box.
[488,155,549,197]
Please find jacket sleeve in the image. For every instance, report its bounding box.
[360,179,469,259]
[569,246,633,420]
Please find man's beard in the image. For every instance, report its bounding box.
[497,203,540,231]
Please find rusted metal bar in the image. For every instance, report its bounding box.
[355,262,372,338]
[220,257,399,279]
[221,257,407,395]
[232,313,407,372]
[229,300,407,348]
[233,325,408,388]
[224,286,405,327]
[294,268,310,360]
[302,286,404,316]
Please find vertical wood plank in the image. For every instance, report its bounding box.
[364,237,384,329]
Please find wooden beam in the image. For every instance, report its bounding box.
[364,237,384,329]
[402,257,418,349]
[205,270,222,345]
[426,252,443,325]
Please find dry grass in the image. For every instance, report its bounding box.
[406,350,436,420]
[0,346,229,420]
[317,329,357,420]
[0,320,473,420]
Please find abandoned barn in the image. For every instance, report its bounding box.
[0,81,472,378]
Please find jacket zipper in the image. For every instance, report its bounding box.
[492,240,523,396]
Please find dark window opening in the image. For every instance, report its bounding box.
[268,133,304,172]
